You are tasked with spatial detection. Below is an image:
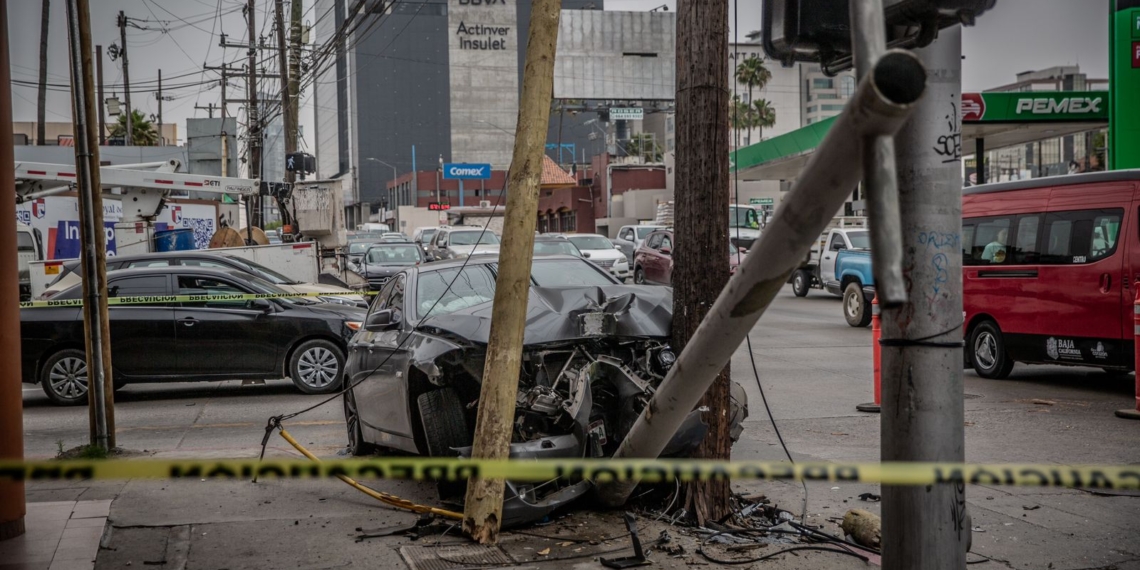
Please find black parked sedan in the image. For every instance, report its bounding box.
[21,266,365,405]
[343,255,747,527]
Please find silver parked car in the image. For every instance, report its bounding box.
[425,227,501,261]
[613,224,666,265]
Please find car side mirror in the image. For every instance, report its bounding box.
[831,244,846,251]
[249,299,274,312]
[614,244,623,250]
[582,252,591,258]
[365,309,401,332]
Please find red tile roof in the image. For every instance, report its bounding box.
[541,155,578,187]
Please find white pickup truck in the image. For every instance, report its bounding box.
[788,218,870,298]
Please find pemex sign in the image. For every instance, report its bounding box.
[961,91,1109,122]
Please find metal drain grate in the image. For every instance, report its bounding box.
[400,544,515,570]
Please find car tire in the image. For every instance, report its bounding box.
[40,349,89,406]
[792,269,811,297]
[288,339,345,395]
[634,266,646,285]
[417,388,471,500]
[843,282,872,327]
[970,321,1014,379]
[344,387,378,456]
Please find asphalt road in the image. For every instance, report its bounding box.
[20,285,1140,569]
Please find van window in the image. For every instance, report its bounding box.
[1040,209,1123,264]
[962,224,976,265]
[17,232,35,251]
[969,217,1012,265]
[1013,215,1041,264]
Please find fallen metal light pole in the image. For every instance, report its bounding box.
[596,49,928,507]
[851,0,907,309]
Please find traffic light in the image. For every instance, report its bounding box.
[761,0,996,74]
[286,152,316,174]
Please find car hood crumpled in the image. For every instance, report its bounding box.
[418,285,673,345]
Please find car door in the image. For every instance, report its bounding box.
[617,226,636,264]
[658,233,675,285]
[642,232,665,283]
[173,274,279,376]
[106,274,177,377]
[430,230,448,261]
[820,232,846,286]
[351,274,420,450]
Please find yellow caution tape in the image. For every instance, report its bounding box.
[19,291,364,309]
[1,458,1137,489]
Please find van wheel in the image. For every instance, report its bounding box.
[970,321,1014,379]
[417,388,471,500]
[792,269,811,297]
[41,349,89,406]
[843,283,871,327]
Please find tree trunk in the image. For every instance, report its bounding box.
[745,85,752,146]
[674,0,731,526]
[36,0,49,145]
[462,0,560,545]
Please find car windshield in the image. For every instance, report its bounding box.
[349,242,379,254]
[530,258,615,287]
[419,229,437,242]
[533,240,581,256]
[365,244,422,265]
[222,256,299,285]
[636,227,660,239]
[847,231,870,249]
[568,235,612,250]
[450,231,500,246]
[730,207,761,229]
[416,266,497,317]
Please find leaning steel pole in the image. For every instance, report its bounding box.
[880,26,967,570]
[66,0,115,450]
[596,50,927,507]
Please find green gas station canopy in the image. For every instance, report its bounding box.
[731,91,1110,181]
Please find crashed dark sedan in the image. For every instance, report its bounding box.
[343,255,748,527]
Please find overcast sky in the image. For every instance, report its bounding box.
[7,0,1111,147]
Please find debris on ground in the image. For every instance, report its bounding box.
[858,492,881,502]
[840,509,881,549]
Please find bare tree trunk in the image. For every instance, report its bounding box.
[462,0,560,545]
[674,0,731,526]
[36,0,49,145]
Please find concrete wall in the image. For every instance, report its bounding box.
[396,205,446,235]
[554,11,676,101]
[620,188,673,222]
[186,118,238,177]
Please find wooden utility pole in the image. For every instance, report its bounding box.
[66,0,115,450]
[273,0,291,184]
[245,0,261,225]
[673,0,731,526]
[288,0,301,158]
[95,44,105,145]
[462,0,560,545]
[117,10,132,146]
[36,0,49,145]
[155,69,162,145]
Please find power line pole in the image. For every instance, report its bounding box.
[95,44,105,145]
[194,103,216,118]
[0,0,29,542]
[462,0,561,545]
[36,0,49,145]
[245,0,261,226]
[116,10,132,146]
[880,26,967,570]
[155,68,162,145]
[273,0,292,184]
[66,0,115,451]
[288,0,301,157]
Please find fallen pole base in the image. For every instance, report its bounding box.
[1114,409,1140,420]
[856,402,881,413]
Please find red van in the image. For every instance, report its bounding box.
[963,171,1139,379]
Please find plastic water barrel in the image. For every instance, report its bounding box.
[154,228,195,252]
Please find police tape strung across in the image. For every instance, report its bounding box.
[18,291,355,309]
[0,458,1137,489]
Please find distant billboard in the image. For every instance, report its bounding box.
[553,11,676,101]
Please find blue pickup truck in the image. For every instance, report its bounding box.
[832,249,874,327]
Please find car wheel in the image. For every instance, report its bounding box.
[344,387,377,456]
[634,266,646,285]
[970,321,1014,379]
[289,340,345,395]
[41,349,89,406]
[417,388,471,500]
[792,269,811,297]
[843,282,872,327]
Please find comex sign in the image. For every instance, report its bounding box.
[443,163,492,180]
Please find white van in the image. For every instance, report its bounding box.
[17,222,43,300]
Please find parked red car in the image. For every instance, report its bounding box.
[633,230,745,285]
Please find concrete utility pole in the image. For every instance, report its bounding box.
[274,0,292,184]
[596,50,926,508]
[245,0,261,225]
[671,0,733,525]
[95,45,105,145]
[288,0,301,169]
[0,0,28,542]
[117,10,132,146]
[462,0,560,545]
[155,69,162,145]
[879,26,967,570]
[36,0,49,145]
[67,0,115,450]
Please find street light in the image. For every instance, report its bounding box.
[365,157,397,211]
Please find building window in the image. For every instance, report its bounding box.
[667,139,675,151]
[812,78,833,89]
[806,118,814,125]
[806,106,817,114]
[560,210,576,233]
[816,93,838,100]
[666,117,674,134]
[839,76,856,98]
[821,104,845,111]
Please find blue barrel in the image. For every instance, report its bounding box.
[154,228,195,252]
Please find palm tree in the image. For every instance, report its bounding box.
[109,109,158,146]
[729,95,755,148]
[752,99,777,142]
[734,55,772,145]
